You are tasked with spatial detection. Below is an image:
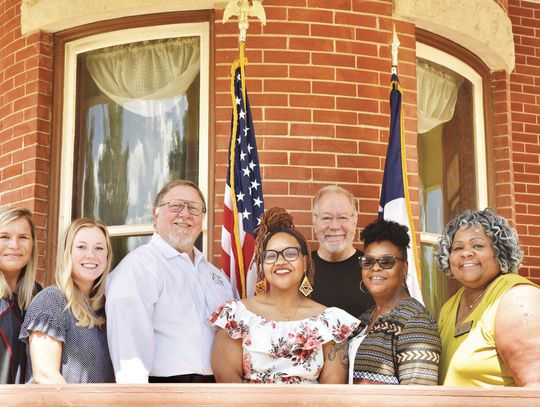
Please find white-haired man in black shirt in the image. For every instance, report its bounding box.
[311,185,374,317]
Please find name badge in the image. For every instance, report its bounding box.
[454,320,473,337]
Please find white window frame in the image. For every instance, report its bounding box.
[59,22,210,253]
[416,43,488,244]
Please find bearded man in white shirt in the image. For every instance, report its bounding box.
[106,180,232,383]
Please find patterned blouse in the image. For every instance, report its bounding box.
[350,298,441,385]
[19,286,114,383]
[209,300,360,384]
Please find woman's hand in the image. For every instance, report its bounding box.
[495,284,540,386]
[211,328,244,383]
[28,331,66,384]
[319,340,348,384]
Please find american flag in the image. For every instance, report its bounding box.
[378,73,424,304]
[221,59,264,299]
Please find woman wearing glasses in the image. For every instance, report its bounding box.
[210,207,359,383]
[349,219,440,385]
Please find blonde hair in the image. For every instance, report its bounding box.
[0,207,38,310]
[55,218,112,329]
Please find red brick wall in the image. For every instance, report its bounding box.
[0,0,53,283]
[508,0,540,282]
[491,71,516,222]
[211,0,420,262]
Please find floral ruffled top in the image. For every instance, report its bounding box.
[209,300,360,384]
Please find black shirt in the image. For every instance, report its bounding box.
[311,249,374,317]
[0,294,27,384]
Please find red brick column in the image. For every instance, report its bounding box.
[0,0,53,282]
[508,0,540,282]
[491,70,516,222]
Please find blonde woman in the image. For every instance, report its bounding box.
[20,218,114,383]
[0,207,40,384]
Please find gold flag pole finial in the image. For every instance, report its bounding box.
[223,0,266,43]
[391,25,400,75]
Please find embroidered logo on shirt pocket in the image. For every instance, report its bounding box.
[212,273,225,286]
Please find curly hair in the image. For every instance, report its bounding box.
[360,219,410,259]
[434,208,522,275]
[253,207,314,286]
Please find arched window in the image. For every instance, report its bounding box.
[416,40,490,316]
[49,12,212,280]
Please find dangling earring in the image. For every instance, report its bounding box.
[254,279,267,295]
[299,273,313,297]
[359,280,369,294]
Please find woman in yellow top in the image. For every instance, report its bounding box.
[435,208,540,387]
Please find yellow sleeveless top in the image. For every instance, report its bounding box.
[438,273,537,387]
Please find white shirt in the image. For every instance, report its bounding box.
[347,326,368,384]
[105,233,232,383]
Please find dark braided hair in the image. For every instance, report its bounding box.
[253,207,314,286]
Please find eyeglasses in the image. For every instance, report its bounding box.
[158,199,206,216]
[261,247,302,264]
[359,255,405,270]
[315,214,354,226]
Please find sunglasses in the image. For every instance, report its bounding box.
[159,199,206,216]
[359,255,405,270]
[261,247,302,264]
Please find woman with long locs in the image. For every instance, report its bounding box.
[210,207,360,384]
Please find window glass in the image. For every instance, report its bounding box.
[420,243,449,316]
[110,235,151,269]
[418,59,477,230]
[74,36,201,260]
[417,57,481,317]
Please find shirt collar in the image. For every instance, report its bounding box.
[150,233,203,265]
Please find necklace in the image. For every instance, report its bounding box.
[464,287,488,310]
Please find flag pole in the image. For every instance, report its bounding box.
[391,25,423,294]
[222,0,267,112]
[391,25,400,75]
[223,0,266,298]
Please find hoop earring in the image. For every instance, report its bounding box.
[299,273,313,297]
[254,278,267,295]
[359,280,369,294]
[402,275,408,289]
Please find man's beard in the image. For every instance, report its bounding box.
[167,231,195,253]
[320,232,355,255]
[321,239,349,254]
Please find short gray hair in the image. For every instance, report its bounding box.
[153,179,206,212]
[312,185,357,215]
[435,208,522,275]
